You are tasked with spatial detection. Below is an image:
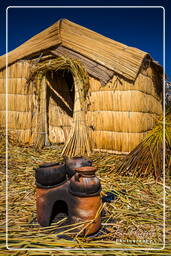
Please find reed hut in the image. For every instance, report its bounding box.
[0,19,163,156]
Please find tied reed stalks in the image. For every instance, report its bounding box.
[113,111,171,179]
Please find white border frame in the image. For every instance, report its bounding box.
[5,5,166,251]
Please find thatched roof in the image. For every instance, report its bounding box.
[0,19,160,83]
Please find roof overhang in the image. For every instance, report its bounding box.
[0,19,162,84]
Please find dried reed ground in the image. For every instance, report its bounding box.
[0,132,170,255]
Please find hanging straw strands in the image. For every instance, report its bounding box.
[61,68,91,157]
[27,56,91,157]
[113,110,171,179]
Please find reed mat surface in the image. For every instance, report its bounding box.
[0,130,170,255]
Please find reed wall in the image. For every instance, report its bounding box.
[0,61,41,144]
[86,72,162,153]
[0,59,162,154]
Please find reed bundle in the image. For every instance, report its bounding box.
[61,71,91,156]
[27,56,91,156]
[114,111,171,179]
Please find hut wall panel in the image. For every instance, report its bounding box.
[0,61,32,94]
[141,65,153,78]
[8,129,31,144]
[0,111,5,128]
[0,61,35,142]
[48,96,73,127]
[86,111,157,133]
[0,110,33,131]
[0,79,5,93]
[9,61,30,78]
[88,90,162,115]
[8,111,32,129]
[48,125,65,144]
[0,61,30,79]
[2,94,33,112]
[29,128,39,144]
[89,130,148,153]
[0,94,6,111]
[0,61,37,147]
[1,78,34,95]
[0,69,6,79]
[87,75,162,153]
[89,75,161,101]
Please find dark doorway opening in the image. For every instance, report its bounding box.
[50,200,68,225]
[45,69,75,145]
[63,70,75,104]
[46,70,75,117]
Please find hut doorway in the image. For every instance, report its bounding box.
[46,70,75,144]
[33,56,91,156]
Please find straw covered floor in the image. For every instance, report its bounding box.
[0,130,171,256]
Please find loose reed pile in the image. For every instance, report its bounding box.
[27,56,91,157]
[0,132,171,255]
[114,111,171,179]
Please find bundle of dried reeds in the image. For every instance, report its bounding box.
[27,56,91,156]
[61,71,91,156]
[114,110,171,179]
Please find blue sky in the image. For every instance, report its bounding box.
[0,0,170,80]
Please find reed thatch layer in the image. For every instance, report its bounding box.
[60,19,148,81]
[1,94,33,111]
[88,90,162,114]
[0,78,31,95]
[0,61,36,144]
[0,19,160,84]
[85,74,162,153]
[89,72,161,101]
[49,106,72,127]
[7,129,32,144]
[48,125,65,144]
[86,111,157,133]
[0,111,5,128]
[89,130,148,153]
[0,20,61,70]
[51,46,114,85]
[1,111,32,130]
